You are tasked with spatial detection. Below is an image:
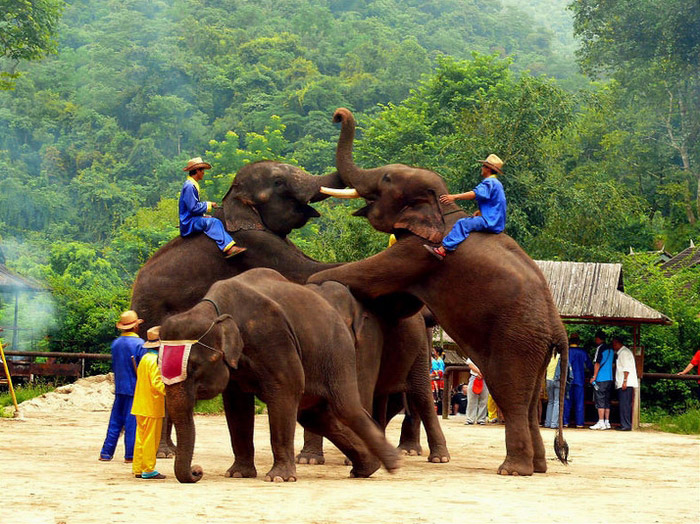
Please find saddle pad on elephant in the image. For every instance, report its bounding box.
[159,341,195,385]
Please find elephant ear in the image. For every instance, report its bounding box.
[222,184,265,233]
[393,189,445,243]
[216,314,244,369]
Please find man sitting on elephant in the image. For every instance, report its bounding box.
[424,154,506,260]
[180,157,246,258]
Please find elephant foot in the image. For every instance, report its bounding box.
[348,458,381,478]
[225,463,257,479]
[427,446,451,464]
[264,465,297,483]
[497,457,534,476]
[157,446,176,459]
[533,456,547,473]
[397,442,422,456]
[295,451,325,465]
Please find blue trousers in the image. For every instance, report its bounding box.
[544,379,560,428]
[562,383,585,427]
[100,394,136,460]
[185,216,234,252]
[442,216,489,251]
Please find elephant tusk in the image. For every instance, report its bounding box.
[320,187,360,199]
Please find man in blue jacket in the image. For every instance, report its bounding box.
[99,310,147,462]
[425,154,506,260]
[180,157,246,258]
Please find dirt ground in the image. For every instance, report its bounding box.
[1,398,698,524]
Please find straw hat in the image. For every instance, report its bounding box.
[116,310,144,330]
[480,154,504,174]
[143,326,161,349]
[183,157,212,172]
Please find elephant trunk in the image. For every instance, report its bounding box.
[333,108,383,195]
[167,382,204,483]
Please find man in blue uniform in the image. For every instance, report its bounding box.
[180,157,246,258]
[99,310,147,462]
[424,154,506,260]
[562,332,593,428]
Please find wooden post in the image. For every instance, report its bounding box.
[0,342,20,416]
[632,325,640,430]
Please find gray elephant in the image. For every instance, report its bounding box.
[160,268,401,483]
[312,108,569,476]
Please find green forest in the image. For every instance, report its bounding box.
[0,0,699,410]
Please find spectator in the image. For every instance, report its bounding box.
[487,394,502,423]
[430,347,445,411]
[544,351,563,429]
[612,335,638,431]
[451,384,469,415]
[132,327,167,479]
[589,330,614,430]
[677,348,700,401]
[465,358,489,425]
[99,310,146,462]
[563,333,593,428]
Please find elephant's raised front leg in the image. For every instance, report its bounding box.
[296,428,325,465]
[222,383,258,479]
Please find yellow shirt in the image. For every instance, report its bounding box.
[546,354,560,381]
[131,351,165,418]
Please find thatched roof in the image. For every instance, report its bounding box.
[660,244,700,274]
[535,261,670,324]
[0,264,45,293]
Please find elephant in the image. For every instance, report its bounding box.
[296,302,449,465]
[130,160,449,462]
[310,108,569,476]
[160,268,401,483]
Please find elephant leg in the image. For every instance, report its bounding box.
[486,359,537,476]
[372,393,390,429]
[531,366,548,473]
[298,407,381,478]
[330,395,401,475]
[388,393,422,456]
[157,403,177,458]
[222,382,257,479]
[296,429,325,465]
[263,395,300,482]
[405,361,450,463]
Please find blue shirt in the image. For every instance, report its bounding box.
[473,176,506,232]
[431,357,445,375]
[111,333,146,396]
[568,346,593,386]
[179,177,211,237]
[594,344,614,382]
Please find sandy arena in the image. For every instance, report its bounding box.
[1,375,698,524]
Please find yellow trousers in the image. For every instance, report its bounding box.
[132,415,163,476]
[487,395,498,421]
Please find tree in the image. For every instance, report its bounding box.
[571,0,700,216]
[1,0,65,89]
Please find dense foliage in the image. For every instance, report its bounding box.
[0,0,698,410]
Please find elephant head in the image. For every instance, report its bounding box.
[160,307,243,483]
[327,108,448,244]
[223,161,344,237]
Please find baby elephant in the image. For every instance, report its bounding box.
[160,267,401,483]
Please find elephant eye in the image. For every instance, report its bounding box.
[382,173,391,183]
[274,178,284,187]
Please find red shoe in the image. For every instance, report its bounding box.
[224,246,247,258]
[423,244,446,260]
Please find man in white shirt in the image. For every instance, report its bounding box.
[612,336,638,431]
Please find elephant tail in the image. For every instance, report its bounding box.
[553,330,569,465]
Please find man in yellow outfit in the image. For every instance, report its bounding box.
[131,327,166,479]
